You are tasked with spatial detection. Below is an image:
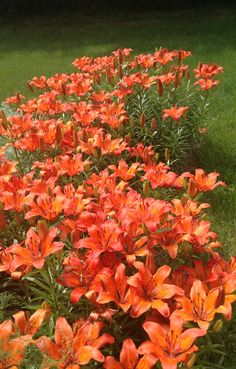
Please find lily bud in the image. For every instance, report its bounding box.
[39,138,46,152]
[158,79,163,96]
[113,73,119,84]
[129,116,135,128]
[143,180,150,195]
[0,210,7,230]
[145,251,156,274]
[182,242,191,257]
[186,353,197,368]
[106,69,112,84]
[187,179,198,198]
[11,271,23,280]
[151,117,157,130]
[27,217,36,225]
[140,112,146,127]
[0,110,9,130]
[155,152,159,162]
[142,223,149,234]
[212,319,223,332]
[94,72,101,84]
[14,212,21,226]
[124,133,131,145]
[119,65,123,79]
[175,72,180,88]
[27,81,33,92]
[165,147,170,163]
[118,49,123,64]
[56,124,62,143]
[84,163,91,172]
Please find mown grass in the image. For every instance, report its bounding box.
[0,9,235,255]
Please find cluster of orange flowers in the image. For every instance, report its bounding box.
[0,48,234,369]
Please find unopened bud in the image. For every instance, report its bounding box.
[84,164,91,172]
[129,116,135,128]
[119,65,123,79]
[94,72,101,84]
[27,82,33,92]
[187,179,198,198]
[27,217,36,225]
[140,112,146,128]
[118,49,123,64]
[175,72,180,88]
[56,124,62,143]
[164,148,170,163]
[182,242,191,257]
[14,212,21,226]
[151,117,157,130]
[62,83,67,95]
[39,138,46,151]
[0,210,7,230]
[37,220,49,238]
[124,133,131,145]
[212,319,223,332]
[106,70,112,84]
[93,148,99,158]
[11,271,23,280]
[113,73,119,84]
[41,301,50,310]
[142,223,149,234]
[143,180,150,195]
[145,251,156,274]
[158,79,163,96]
[186,353,197,368]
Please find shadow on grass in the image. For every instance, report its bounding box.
[0,11,236,55]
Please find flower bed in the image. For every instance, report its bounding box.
[0,48,235,369]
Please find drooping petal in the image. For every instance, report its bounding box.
[130,298,151,318]
[104,356,123,369]
[179,328,206,352]
[142,321,167,346]
[136,354,157,369]
[120,339,138,369]
[151,299,170,317]
[154,265,171,285]
[76,346,104,364]
[55,317,73,350]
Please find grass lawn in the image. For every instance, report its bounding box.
[0,9,235,255]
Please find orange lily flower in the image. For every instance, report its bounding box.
[36,318,114,368]
[75,220,123,259]
[100,102,127,129]
[24,193,65,220]
[194,63,224,78]
[13,308,51,336]
[173,280,223,330]
[104,338,157,369]
[139,318,206,369]
[127,262,184,318]
[10,224,64,270]
[154,48,176,65]
[141,162,177,189]
[162,106,188,121]
[96,263,134,312]
[119,197,172,233]
[190,168,226,193]
[108,160,140,181]
[0,320,31,369]
[57,254,101,304]
[194,79,220,90]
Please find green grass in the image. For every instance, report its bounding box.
[0,9,235,255]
